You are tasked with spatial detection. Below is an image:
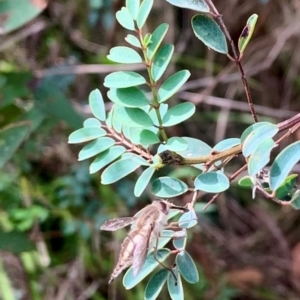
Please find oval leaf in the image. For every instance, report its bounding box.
[114,106,153,127]
[126,0,139,20]
[131,129,160,146]
[101,156,141,184]
[137,0,153,29]
[178,210,198,229]
[158,70,191,103]
[192,14,228,54]
[107,46,143,64]
[165,0,209,12]
[68,127,106,144]
[213,138,241,151]
[125,34,141,48]
[152,177,188,197]
[164,137,188,151]
[123,249,170,289]
[270,141,300,191]
[104,71,146,88]
[162,102,195,127]
[116,7,135,30]
[172,230,187,250]
[176,251,199,284]
[147,23,169,59]
[167,268,184,300]
[248,138,276,176]
[78,137,115,161]
[89,89,106,121]
[89,146,126,174]
[194,172,230,193]
[134,166,155,197]
[108,87,149,107]
[83,118,102,128]
[151,44,174,81]
[144,269,169,300]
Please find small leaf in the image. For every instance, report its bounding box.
[192,14,228,54]
[172,230,187,250]
[158,70,191,103]
[291,190,300,210]
[68,127,106,144]
[194,172,230,193]
[78,137,115,161]
[176,251,199,284]
[238,176,253,187]
[137,0,153,29]
[151,44,174,81]
[165,0,209,12]
[238,14,258,55]
[123,249,171,289]
[134,166,155,197]
[242,123,278,157]
[104,71,146,88]
[167,268,184,300]
[108,87,149,107]
[126,0,140,20]
[275,174,298,200]
[162,102,195,127]
[125,34,141,48]
[213,138,241,151]
[164,137,188,151]
[0,121,31,168]
[145,269,169,300]
[89,89,106,121]
[147,23,169,59]
[116,7,135,30]
[89,146,126,174]
[241,122,273,143]
[248,138,276,176]
[83,118,101,127]
[107,46,143,64]
[270,141,300,191]
[152,177,188,197]
[131,129,160,146]
[114,106,153,127]
[178,210,198,229]
[101,155,142,184]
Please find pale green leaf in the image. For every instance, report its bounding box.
[162,102,195,127]
[134,166,155,197]
[89,89,106,121]
[147,23,169,59]
[68,127,106,144]
[152,177,188,197]
[104,71,146,88]
[137,0,153,29]
[116,7,135,30]
[194,172,230,193]
[176,251,199,283]
[107,46,143,64]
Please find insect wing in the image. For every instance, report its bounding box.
[100,217,136,231]
[132,226,152,276]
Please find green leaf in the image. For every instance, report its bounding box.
[248,138,276,176]
[68,127,106,144]
[238,176,253,187]
[137,0,153,29]
[191,14,228,54]
[213,138,241,151]
[0,0,47,34]
[275,174,298,200]
[89,146,126,174]
[89,89,106,121]
[104,71,146,88]
[194,172,230,193]
[151,44,174,81]
[164,137,188,151]
[177,137,212,170]
[114,106,153,127]
[176,251,199,284]
[144,33,152,47]
[270,141,300,191]
[0,231,35,253]
[238,14,258,55]
[162,102,195,127]
[165,0,209,12]
[178,211,198,229]
[78,137,115,161]
[134,166,155,197]
[101,155,142,184]
[108,87,149,107]
[172,230,187,250]
[152,177,188,197]
[123,249,171,289]
[291,190,300,210]
[131,129,160,146]
[147,23,169,59]
[242,123,278,157]
[83,118,102,127]
[0,121,31,168]
[167,268,184,300]
[126,0,140,20]
[158,70,191,103]
[107,46,143,64]
[125,34,141,48]
[241,122,274,143]
[145,269,169,300]
[116,7,135,30]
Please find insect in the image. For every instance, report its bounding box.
[100,200,187,283]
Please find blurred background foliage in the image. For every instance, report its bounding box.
[1,0,300,299]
